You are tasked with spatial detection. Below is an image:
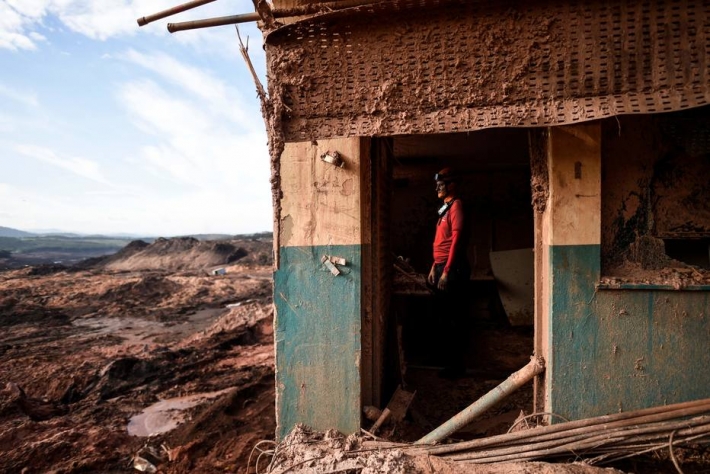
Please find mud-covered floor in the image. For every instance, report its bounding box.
[387,300,535,443]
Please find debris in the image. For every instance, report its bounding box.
[321,255,341,275]
[416,356,545,444]
[0,240,276,473]
[370,407,391,434]
[393,257,432,294]
[424,397,710,465]
[387,385,416,423]
[6,382,68,422]
[320,150,344,168]
[132,456,156,473]
[370,386,416,435]
[263,424,626,474]
[132,444,164,473]
[362,405,382,422]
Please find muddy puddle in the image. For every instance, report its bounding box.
[72,308,226,346]
[127,388,235,437]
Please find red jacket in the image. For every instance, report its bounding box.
[433,199,464,273]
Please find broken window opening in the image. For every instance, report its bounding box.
[600,107,710,288]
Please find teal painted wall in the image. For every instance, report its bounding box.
[274,244,362,440]
[549,244,710,419]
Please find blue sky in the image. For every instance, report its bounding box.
[0,0,272,236]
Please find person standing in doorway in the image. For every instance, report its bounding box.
[427,167,470,378]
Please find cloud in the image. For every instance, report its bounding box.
[0,82,39,107]
[119,49,255,127]
[0,1,42,50]
[0,3,38,50]
[121,49,227,103]
[0,1,272,235]
[0,0,262,52]
[14,144,112,185]
[28,31,46,42]
[117,77,268,191]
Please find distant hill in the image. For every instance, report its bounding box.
[0,226,35,238]
[177,232,273,241]
[80,236,272,271]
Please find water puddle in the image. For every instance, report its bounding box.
[127,388,235,437]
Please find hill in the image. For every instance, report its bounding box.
[0,226,34,238]
[82,236,272,272]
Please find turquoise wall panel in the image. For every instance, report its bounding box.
[549,245,710,420]
[274,244,362,440]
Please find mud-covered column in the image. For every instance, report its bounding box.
[274,138,369,440]
[541,123,601,416]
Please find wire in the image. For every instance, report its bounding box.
[246,440,277,474]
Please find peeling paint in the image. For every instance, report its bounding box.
[274,244,362,439]
[280,214,294,247]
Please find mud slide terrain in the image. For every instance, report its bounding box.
[0,238,275,473]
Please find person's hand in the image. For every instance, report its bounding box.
[438,272,448,290]
[427,266,436,285]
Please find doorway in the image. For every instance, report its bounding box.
[369,129,536,441]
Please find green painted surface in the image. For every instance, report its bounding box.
[596,283,710,291]
[274,245,362,440]
[549,245,710,420]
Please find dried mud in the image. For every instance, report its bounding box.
[261,425,626,474]
[0,248,275,473]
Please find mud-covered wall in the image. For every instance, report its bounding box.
[549,250,710,419]
[265,0,710,142]
[601,111,710,276]
[544,121,710,421]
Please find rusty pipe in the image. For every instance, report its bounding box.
[137,0,218,27]
[167,0,387,33]
[415,356,546,445]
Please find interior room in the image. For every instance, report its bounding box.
[374,129,537,440]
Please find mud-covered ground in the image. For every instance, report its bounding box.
[0,257,275,474]
[2,238,709,473]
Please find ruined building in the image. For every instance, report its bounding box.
[260,0,710,440]
[145,0,710,441]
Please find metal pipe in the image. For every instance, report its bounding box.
[137,0,218,27]
[168,12,260,32]
[167,0,387,33]
[415,356,546,445]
